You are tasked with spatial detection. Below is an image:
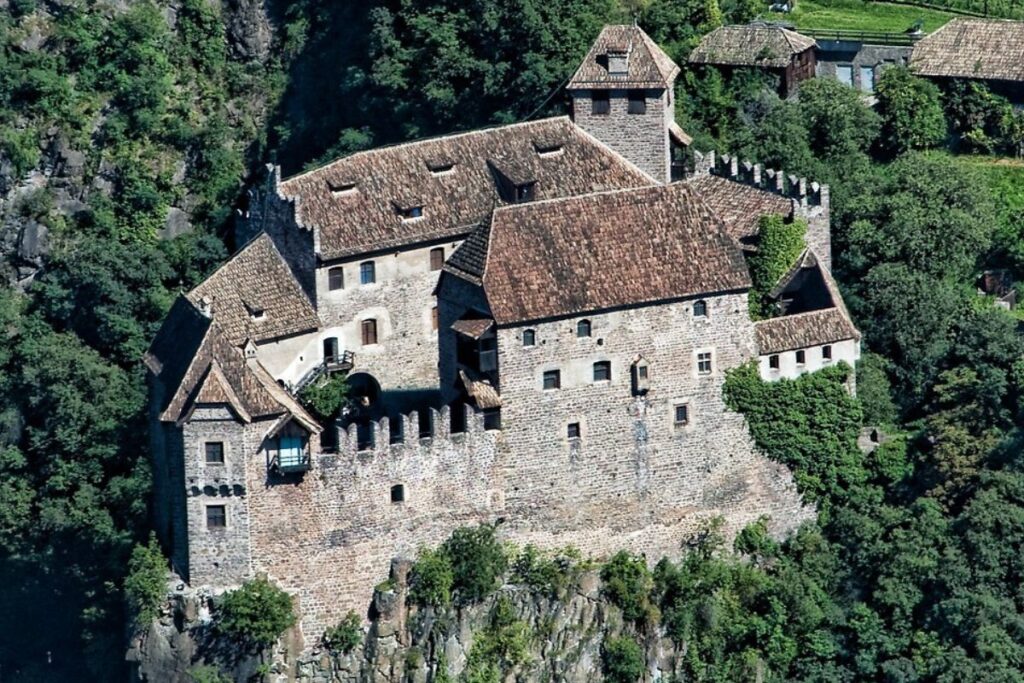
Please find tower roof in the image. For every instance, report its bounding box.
[689,25,816,68]
[567,25,680,90]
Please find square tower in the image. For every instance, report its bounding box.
[567,25,681,183]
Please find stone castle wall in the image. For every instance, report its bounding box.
[571,88,671,183]
[694,150,832,269]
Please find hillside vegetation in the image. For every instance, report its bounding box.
[2,0,1024,682]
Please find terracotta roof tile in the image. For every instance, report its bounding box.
[451,318,495,339]
[459,370,502,409]
[689,25,816,68]
[686,174,793,244]
[567,25,680,89]
[277,117,654,261]
[911,18,1024,82]
[470,184,751,325]
[188,233,319,345]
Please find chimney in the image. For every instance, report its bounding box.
[607,42,630,77]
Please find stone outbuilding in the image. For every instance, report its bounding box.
[689,24,817,96]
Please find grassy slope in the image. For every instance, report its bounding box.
[785,0,957,32]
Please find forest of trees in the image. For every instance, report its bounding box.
[1,0,1024,680]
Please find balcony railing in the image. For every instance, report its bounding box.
[291,350,355,394]
[802,28,924,46]
[271,450,311,474]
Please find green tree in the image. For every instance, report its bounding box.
[441,524,507,605]
[217,578,296,648]
[600,551,656,624]
[797,78,880,159]
[602,636,645,683]
[124,534,168,626]
[875,67,946,154]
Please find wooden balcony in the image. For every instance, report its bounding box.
[271,449,311,474]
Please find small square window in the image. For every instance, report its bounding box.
[628,90,646,114]
[697,351,713,375]
[515,183,536,203]
[693,300,707,317]
[391,484,405,503]
[637,365,648,380]
[483,408,502,431]
[205,442,224,464]
[674,404,689,426]
[206,505,226,529]
[577,319,592,337]
[592,91,610,115]
[360,261,376,285]
[769,354,780,370]
[430,247,444,271]
[822,345,833,361]
[543,370,561,390]
[567,422,581,439]
[796,349,806,365]
[328,267,344,291]
[362,319,378,346]
[523,329,536,347]
[593,361,611,382]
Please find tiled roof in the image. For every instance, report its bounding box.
[756,250,860,354]
[459,370,502,409]
[466,183,751,325]
[567,25,680,89]
[687,174,793,244]
[910,18,1024,82]
[755,308,860,354]
[689,25,816,68]
[451,318,495,339]
[443,219,491,284]
[188,233,320,345]
[146,296,319,427]
[277,117,655,261]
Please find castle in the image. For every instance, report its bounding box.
[145,25,860,644]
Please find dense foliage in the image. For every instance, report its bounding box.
[747,214,807,319]
[217,577,296,649]
[322,610,363,654]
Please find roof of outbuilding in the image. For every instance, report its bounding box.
[188,233,320,345]
[689,25,816,68]
[567,25,680,89]
[910,18,1024,82]
[453,183,751,325]
[686,174,793,245]
[277,117,655,261]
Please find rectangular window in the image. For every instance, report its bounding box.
[836,64,854,87]
[674,404,689,426]
[860,66,875,93]
[697,351,713,375]
[567,422,581,439]
[592,91,610,115]
[769,354,780,370]
[391,484,405,503]
[431,306,438,331]
[328,267,344,291]
[205,442,224,464]
[360,261,376,285]
[522,329,536,347]
[515,183,536,203]
[206,505,226,529]
[593,361,611,382]
[400,206,424,220]
[796,349,806,365]
[483,408,502,431]
[430,247,444,271]
[637,365,648,380]
[362,319,378,346]
[627,90,646,114]
[543,369,561,390]
[822,345,833,361]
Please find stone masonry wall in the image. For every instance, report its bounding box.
[571,89,670,183]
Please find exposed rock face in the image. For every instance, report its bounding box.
[131,561,690,683]
[224,0,273,61]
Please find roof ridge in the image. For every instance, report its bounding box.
[280,116,572,187]
[187,231,272,300]
[490,181,671,217]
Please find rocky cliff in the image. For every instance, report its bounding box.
[129,558,690,683]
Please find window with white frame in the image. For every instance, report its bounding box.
[697,351,713,375]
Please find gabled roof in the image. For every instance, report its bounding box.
[910,18,1024,82]
[145,296,321,429]
[277,117,655,261]
[754,250,860,354]
[567,25,680,89]
[689,25,816,68]
[451,183,751,325]
[686,173,793,245]
[188,233,320,345]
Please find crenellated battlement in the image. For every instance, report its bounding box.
[693,149,829,209]
[335,404,493,456]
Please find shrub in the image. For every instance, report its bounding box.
[299,374,350,421]
[217,577,296,648]
[511,544,581,597]
[602,636,645,683]
[322,610,362,654]
[124,533,168,626]
[600,551,656,625]
[189,666,230,683]
[441,524,507,605]
[409,547,453,608]
[462,595,532,680]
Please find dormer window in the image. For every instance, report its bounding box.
[328,180,358,196]
[426,160,456,176]
[400,205,424,220]
[515,183,536,203]
[534,139,565,157]
[250,309,266,322]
